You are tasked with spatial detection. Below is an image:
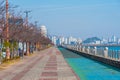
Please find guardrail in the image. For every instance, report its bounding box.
[62,44,120,61]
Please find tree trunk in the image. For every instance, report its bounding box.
[26,42,29,55]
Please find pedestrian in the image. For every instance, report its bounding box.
[19,48,23,59]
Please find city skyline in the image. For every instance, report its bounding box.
[10,0,120,39]
[50,35,120,46]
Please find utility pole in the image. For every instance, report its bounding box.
[24,10,31,55]
[34,21,38,51]
[35,21,38,27]
[6,0,10,59]
[6,0,9,42]
[24,10,31,27]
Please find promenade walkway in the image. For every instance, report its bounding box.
[0,47,80,80]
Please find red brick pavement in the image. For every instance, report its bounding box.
[0,52,39,79]
[11,56,44,80]
[0,47,80,80]
[39,78,58,80]
[0,48,51,80]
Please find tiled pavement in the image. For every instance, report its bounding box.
[0,47,80,80]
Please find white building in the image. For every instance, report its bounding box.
[77,38,82,44]
[101,38,108,44]
[60,37,65,45]
[95,41,101,44]
[67,36,81,45]
[51,36,57,45]
[111,35,116,42]
[117,38,120,44]
[64,38,68,44]
[68,36,73,44]
[40,25,47,37]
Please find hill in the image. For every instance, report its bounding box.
[83,37,101,43]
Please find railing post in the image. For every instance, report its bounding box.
[74,45,76,50]
[87,47,90,54]
[73,45,74,50]
[118,51,120,61]
[104,47,108,58]
[71,45,73,50]
[94,47,97,55]
[75,45,77,51]
[74,45,75,50]
[70,45,71,49]
[75,45,77,50]
[78,45,80,51]
[77,45,78,51]
[82,46,85,52]
[78,45,81,52]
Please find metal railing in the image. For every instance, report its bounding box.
[62,44,120,61]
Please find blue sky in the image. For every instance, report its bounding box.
[9,0,120,39]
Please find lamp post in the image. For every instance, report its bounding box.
[5,0,10,59]
[24,10,31,55]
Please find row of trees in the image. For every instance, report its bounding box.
[0,1,52,61]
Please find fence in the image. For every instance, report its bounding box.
[62,44,120,61]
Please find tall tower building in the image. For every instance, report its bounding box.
[111,35,116,42]
[40,25,47,37]
[68,36,72,44]
[65,38,68,44]
[52,36,57,45]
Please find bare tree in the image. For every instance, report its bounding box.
[0,1,52,59]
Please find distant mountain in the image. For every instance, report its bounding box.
[83,37,101,43]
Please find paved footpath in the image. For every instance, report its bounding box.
[0,47,80,80]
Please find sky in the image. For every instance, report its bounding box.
[9,0,120,39]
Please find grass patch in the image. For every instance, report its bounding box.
[0,57,20,70]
